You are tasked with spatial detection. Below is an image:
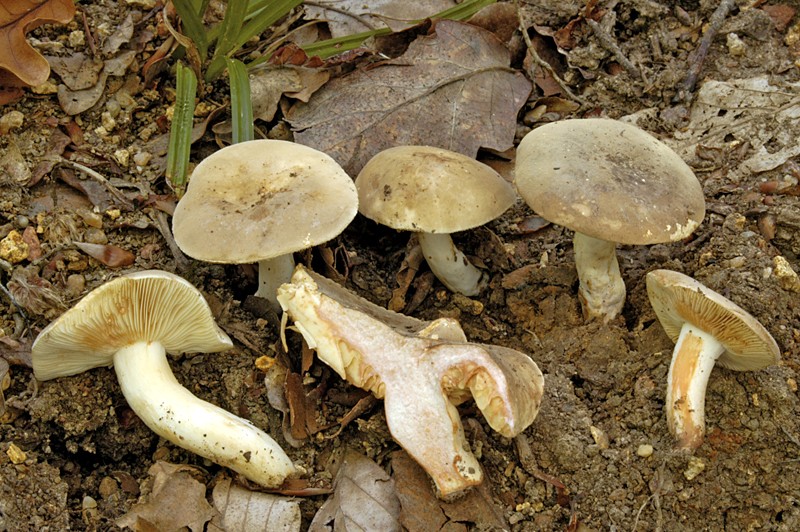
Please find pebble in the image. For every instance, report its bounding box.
[772,256,800,292]
[0,110,24,135]
[0,230,29,263]
[636,444,654,458]
[684,456,705,480]
[6,442,26,464]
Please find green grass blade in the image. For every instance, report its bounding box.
[234,0,302,52]
[226,58,254,143]
[172,0,209,62]
[301,0,496,59]
[166,62,198,198]
[207,0,249,80]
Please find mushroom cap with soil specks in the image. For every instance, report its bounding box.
[32,270,232,380]
[355,145,516,233]
[515,118,705,245]
[646,269,780,370]
[172,139,358,264]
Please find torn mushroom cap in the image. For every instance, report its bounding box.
[278,265,544,498]
[515,118,705,322]
[356,146,516,296]
[31,270,297,488]
[515,119,705,246]
[647,269,780,450]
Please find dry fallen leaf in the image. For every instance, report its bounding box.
[391,451,508,532]
[0,0,76,87]
[309,448,401,531]
[212,478,301,532]
[288,19,531,175]
[116,462,215,532]
[304,0,456,37]
[74,241,136,268]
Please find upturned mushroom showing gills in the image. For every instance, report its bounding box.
[646,269,780,450]
[172,139,358,311]
[31,270,296,487]
[356,145,516,297]
[515,118,706,322]
[277,265,544,498]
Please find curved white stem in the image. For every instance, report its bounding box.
[256,254,296,310]
[573,232,625,322]
[113,341,296,487]
[665,323,725,450]
[418,232,486,296]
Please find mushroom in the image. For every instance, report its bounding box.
[515,118,706,322]
[172,139,358,310]
[356,146,516,297]
[646,269,780,450]
[277,265,544,498]
[31,270,296,487]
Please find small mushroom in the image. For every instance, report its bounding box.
[172,139,358,310]
[515,119,706,322]
[646,269,780,450]
[356,146,516,296]
[277,265,544,498]
[31,270,296,487]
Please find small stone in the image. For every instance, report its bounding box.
[788,377,797,392]
[772,256,800,293]
[0,110,24,135]
[590,425,610,449]
[98,477,119,500]
[105,209,121,220]
[101,111,117,131]
[68,30,85,47]
[636,444,654,458]
[726,33,746,56]
[30,81,58,94]
[683,456,705,480]
[0,230,29,263]
[133,151,153,168]
[113,148,130,167]
[6,442,26,464]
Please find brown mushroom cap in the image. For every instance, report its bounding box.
[32,270,233,381]
[172,139,358,264]
[515,119,705,245]
[356,146,516,233]
[646,269,780,371]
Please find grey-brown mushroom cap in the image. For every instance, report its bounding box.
[355,146,517,233]
[646,269,780,371]
[31,270,233,381]
[172,139,358,264]
[515,118,705,245]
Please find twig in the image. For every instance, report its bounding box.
[675,0,736,103]
[513,0,588,106]
[150,210,191,271]
[58,158,134,210]
[585,18,641,80]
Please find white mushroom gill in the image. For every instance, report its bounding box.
[113,340,297,487]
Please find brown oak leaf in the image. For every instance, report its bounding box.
[0,0,76,87]
[287,19,531,176]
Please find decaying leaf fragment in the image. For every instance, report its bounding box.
[277,265,545,498]
[287,19,531,175]
[212,478,301,532]
[0,0,76,87]
[309,448,401,531]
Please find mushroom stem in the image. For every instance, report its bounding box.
[665,322,725,450]
[417,232,487,296]
[256,253,297,310]
[113,340,296,487]
[573,232,625,322]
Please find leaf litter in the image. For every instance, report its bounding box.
[287,19,531,175]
